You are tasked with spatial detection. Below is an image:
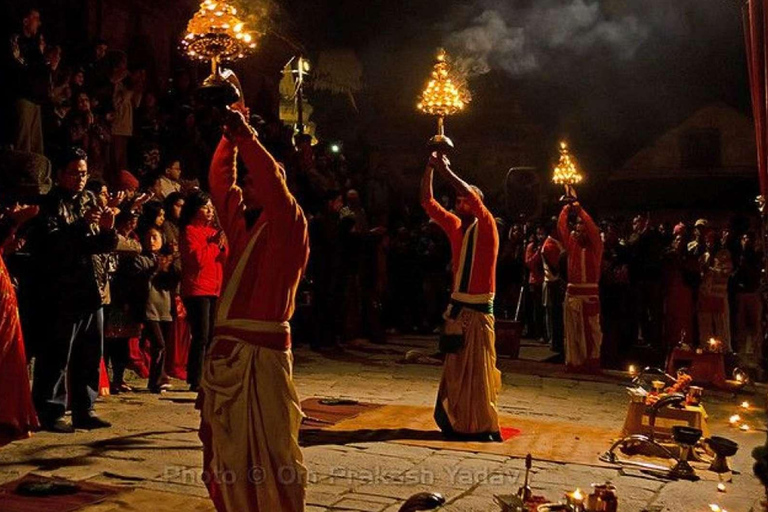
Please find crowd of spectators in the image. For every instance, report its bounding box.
[0,8,766,433]
[510,214,764,372]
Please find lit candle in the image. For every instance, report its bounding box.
[741,401,750,410]
[735,374,744,383]
[628,365,637,376]
[709,505,721,512]
[729,414,740,425]
[717,483,726,493]
[566,488,585,510]
[740,424,750,432]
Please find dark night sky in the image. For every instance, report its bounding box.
[283,0,751,170]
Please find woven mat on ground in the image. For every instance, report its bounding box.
[299,400,617,466]
[300,397,382,429]
[0,474,121,512]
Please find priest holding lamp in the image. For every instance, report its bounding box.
[418,50,502,442]
[182,2,308,511]
[552,142,604,373]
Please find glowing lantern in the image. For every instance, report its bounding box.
[417,48,470,151]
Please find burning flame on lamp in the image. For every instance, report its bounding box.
[552,141,584,186]
[181,0,259,65]
[417,48,470,150]
[740,401,750,410]
[729,414,740,425]
[567,488,584,505]
[417,48,468,117]
[732,368,748,386]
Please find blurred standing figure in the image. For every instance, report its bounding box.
[542,221,566,359]
[558,190,604,373]
[524,226,546,341]
[697,229,733,350]
[734,232,762,361]
[662,229,699,352]
[105,51,142,186]
[627,214,665,349]
[8,8,47,154]
[600,224,631,368]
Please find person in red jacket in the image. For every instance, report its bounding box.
[180,189,228,391]
[558,190,604,372]
[524,226,546,341]
[197,105,309,511]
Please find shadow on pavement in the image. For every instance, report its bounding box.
[300,428,443,447]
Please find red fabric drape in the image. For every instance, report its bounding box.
[743,0,768,197]
[128,336,150,378]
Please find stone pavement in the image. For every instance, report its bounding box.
[0,336,765,511]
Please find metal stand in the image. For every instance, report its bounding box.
[427,116,454,152]
[599,394,686,472]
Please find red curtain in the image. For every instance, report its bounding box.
[743,0,768,197]
[742,4,768,497]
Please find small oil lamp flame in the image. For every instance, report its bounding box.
[740,401,750,410]
[628,365,637,376]
[717,483,726,493]
[729,414,740,425]
[566,488,585,510]
[740,424,750,432]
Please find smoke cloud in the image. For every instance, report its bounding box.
[444,0,649,76]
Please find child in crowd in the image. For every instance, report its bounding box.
[133,226,179,393]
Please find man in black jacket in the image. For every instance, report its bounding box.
[30,147,118,432]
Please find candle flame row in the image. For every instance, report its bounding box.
[182,0,258,61]
[417,49,469,118]
[552,141,584,186]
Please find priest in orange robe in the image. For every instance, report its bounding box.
[197,107,308,511]
[558,194,604,372]
[421,153,502,442]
